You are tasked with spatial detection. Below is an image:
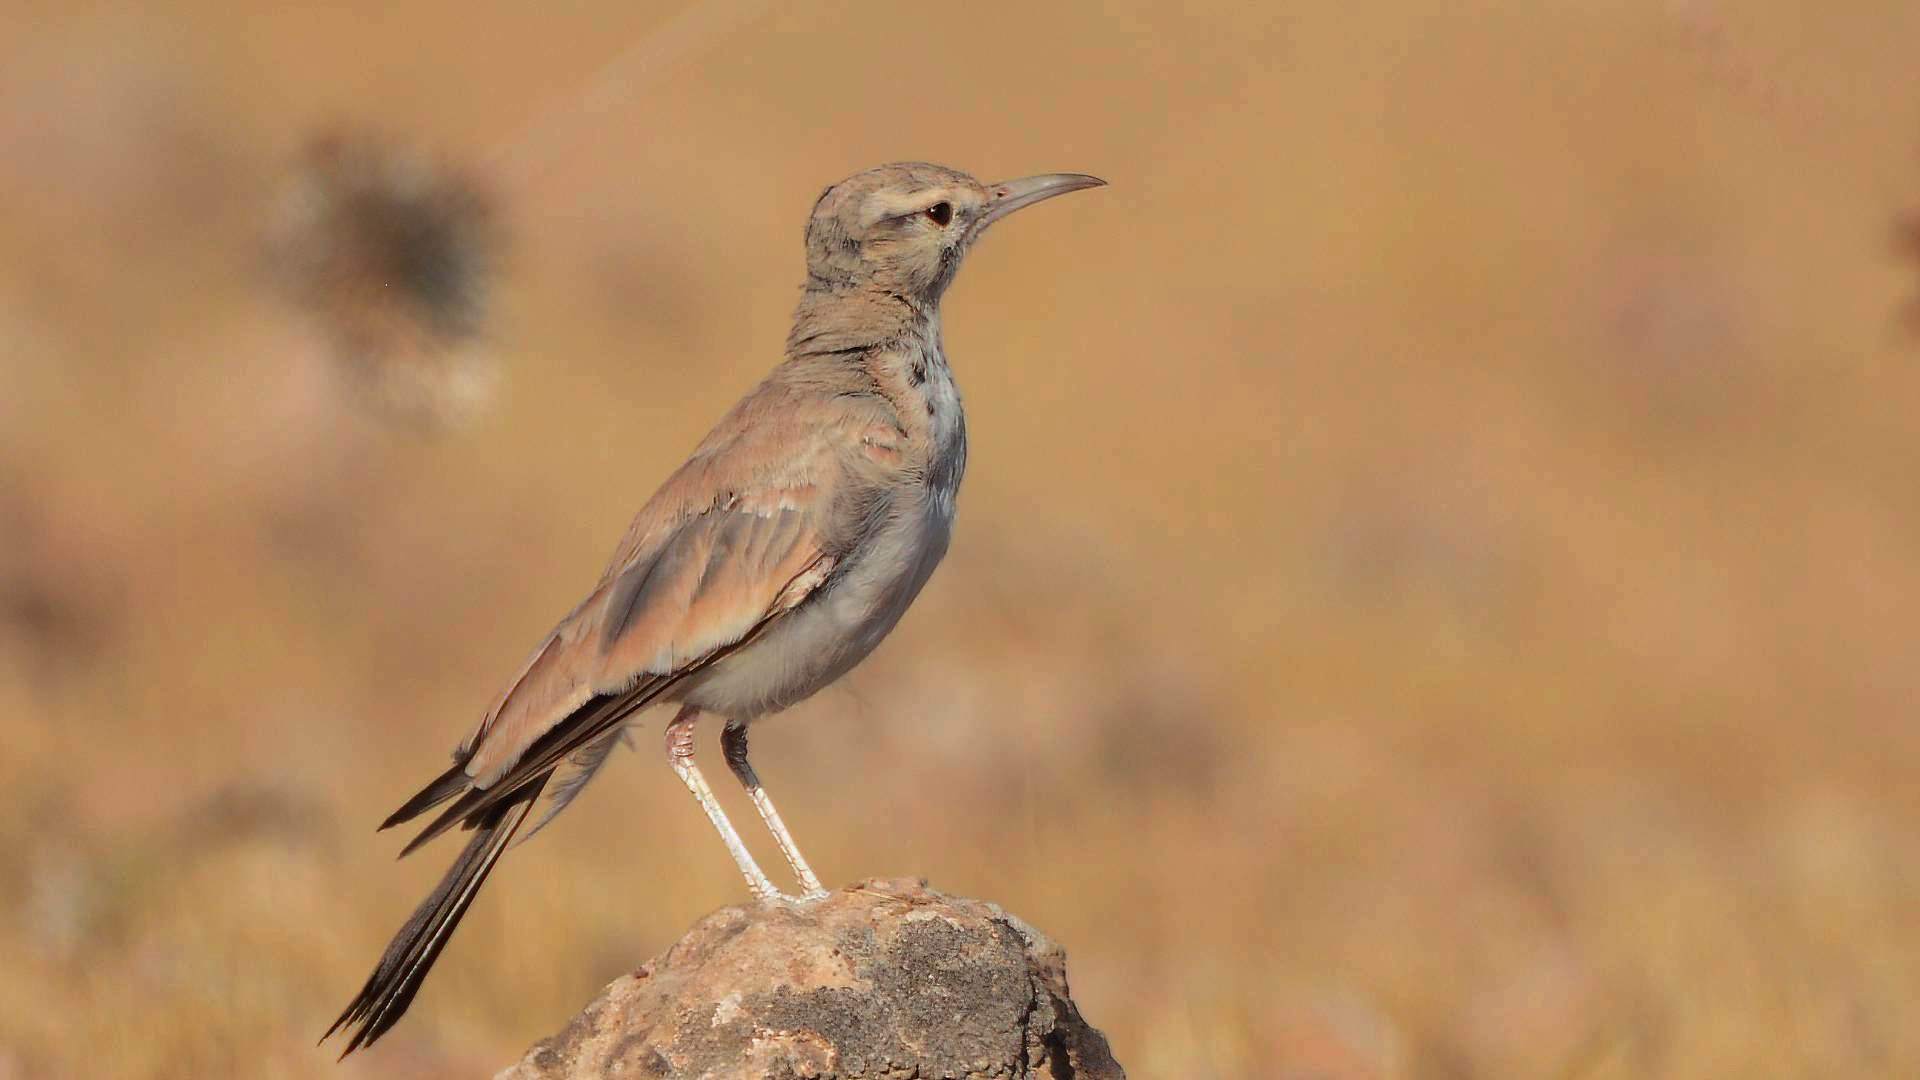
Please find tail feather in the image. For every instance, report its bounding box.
[515,727,627,848]
[379,760,472,831]
[393,690,644,858]
[396,784,492,858]
[326,776,548,1058]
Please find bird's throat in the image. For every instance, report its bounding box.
[785,285,933,359]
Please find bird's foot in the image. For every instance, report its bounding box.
[751,885,831,907]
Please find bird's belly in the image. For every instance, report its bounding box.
[679,500,953,720]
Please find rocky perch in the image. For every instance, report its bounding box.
[498,878,1125,1080]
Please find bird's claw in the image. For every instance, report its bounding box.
[753,886,831,907]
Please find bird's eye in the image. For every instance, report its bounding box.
[924,202,953,227]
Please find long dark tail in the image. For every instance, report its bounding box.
[324,776,547,1058]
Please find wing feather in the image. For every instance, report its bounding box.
[392,517,834,855]
[464,504,831,786]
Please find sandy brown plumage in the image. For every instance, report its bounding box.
[327,162,1103,1057]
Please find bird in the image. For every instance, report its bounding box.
[324,162,1105,1056]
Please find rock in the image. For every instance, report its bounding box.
[498,877,1125,1080]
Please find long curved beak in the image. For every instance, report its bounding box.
[977,173,1107,231]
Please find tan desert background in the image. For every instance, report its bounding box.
[4,2,1920,1076]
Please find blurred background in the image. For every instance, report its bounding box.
[3,2,1919,1076]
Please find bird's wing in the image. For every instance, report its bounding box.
[463,486,838,785]
[382,370,906,848]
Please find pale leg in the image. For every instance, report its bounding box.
[664,706,784,903]
[722,720,828,900]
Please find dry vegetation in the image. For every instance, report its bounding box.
[3,3,1920,1077]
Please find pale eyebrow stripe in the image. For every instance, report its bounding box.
[861,190,958,228]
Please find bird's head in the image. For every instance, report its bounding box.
[800,162,1104,308]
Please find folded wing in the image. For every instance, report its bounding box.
[389,494,837,853]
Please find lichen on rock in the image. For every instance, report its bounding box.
[498,878,1124,1080]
